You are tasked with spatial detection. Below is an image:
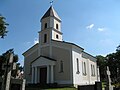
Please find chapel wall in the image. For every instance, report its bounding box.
[41,46,50,56]
[52,46,72,84]
[24,49,39,83]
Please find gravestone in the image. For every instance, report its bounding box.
[11,79,26,90]
[95,82,102,90]
[105,66,114,90]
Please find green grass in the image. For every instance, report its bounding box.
[102,82,106,88]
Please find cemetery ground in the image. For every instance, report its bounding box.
[102,81,120,90]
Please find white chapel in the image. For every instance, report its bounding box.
[23,6,100,87]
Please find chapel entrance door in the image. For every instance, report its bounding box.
[40,67,47,84]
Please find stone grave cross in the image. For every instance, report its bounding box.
[106,66,113,90]
[1,49,14,90]
[107,66,111,86]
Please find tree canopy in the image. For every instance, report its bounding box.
[0,49,23,77]
[96,55,106,81]
[96,45,120,83]
[0,15,8,38]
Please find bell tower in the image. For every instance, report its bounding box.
[39,6,62,45]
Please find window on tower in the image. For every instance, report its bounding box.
[44,23,47,29]
[56,24,59,29]
[44,34,47,43]
[56,34,59,39]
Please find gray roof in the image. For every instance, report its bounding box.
[52,39,84,50]
[41,6,61,21]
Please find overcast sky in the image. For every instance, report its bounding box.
[0,0,120,66]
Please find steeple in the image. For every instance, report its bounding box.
[39,6,62,46]
[41,6,61,22]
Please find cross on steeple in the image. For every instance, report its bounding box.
[50,1,53,6]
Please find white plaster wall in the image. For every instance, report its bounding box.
[54,19,61,31]
[82,52,98,85]
[86,58,91,84]
[89,60,97,84]
[72,48,98,87]
[52,30,62,41]
[72,49,83,86]
[79,57,90,85]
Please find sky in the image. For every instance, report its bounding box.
[0,0,120,66]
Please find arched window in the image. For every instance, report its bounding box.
[91,64,93,76]
[56,34,59,39]
[91,64,95,76]
[93,65,95,76]
[44,23,47,29]
[30,64,32,75]
[56,24,59,29]
[60,61,63,72]
[84,62,86,75]
[44,34,47,43]
[76,58,80,74]
[82,61,87,75]
[82,61,84,74]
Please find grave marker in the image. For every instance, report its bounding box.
[105,66,113,90]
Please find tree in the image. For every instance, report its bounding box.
[105,45,120,83]
[115,45,120,83]
[96,55,106,81]
[106,53,117,80]
[0,15,9,38]
[0,49,23,77]
[11,62,23,78]
[96,45,120,85]
[116,45,120,52]
[0,55,5,76]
